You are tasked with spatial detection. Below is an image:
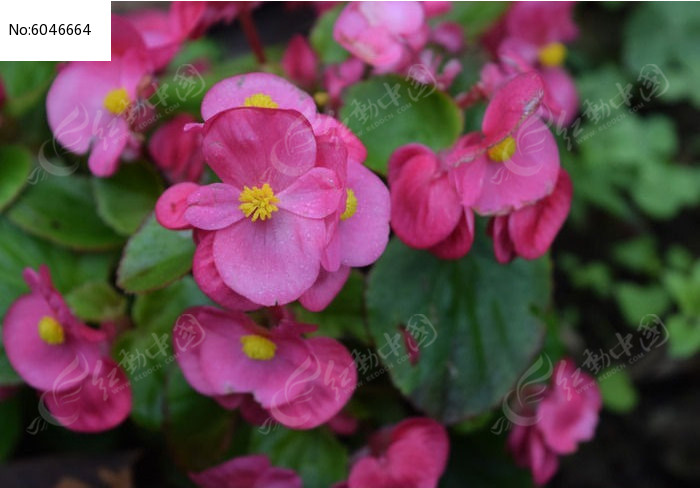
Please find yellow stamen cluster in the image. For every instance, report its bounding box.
[103,88,131,115]
[538,42,567,67]
[240,334,277,360]
[487,136,517,162]
[340,188,358,221]
[239,183,280,222]
[38,316,65,345]
[243,93,279,109]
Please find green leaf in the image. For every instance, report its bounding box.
[165,368,234,471]
[665,314,700,359]
[340,76,463,174]
[598,369,638,413]
[0,62,57,116]
[92,162,163,235]
[614,283,671,326]
[6,174,125,251]
[0,146,32,212]
[117,214,195,293]
[310,4,349,64]
[663,263,700,316]
[250,427,348,488]
[114,277,209,429]
[366,237,550,423]
[611,236,662,277]
[0,217,116,317]
[0,396,22,460]
[295,270,369,343]
[442,2,509,41]
[64,281,127,323]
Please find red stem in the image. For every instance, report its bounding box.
[239,5,266,65]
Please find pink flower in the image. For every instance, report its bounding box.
[342,417,449,488]
[171,1,251,39]
[388,142,479,260]
[190,454,302,488]
[489,169,572,263]
[282,34,319,91]
[333,2,428,72]
[2,266,131,432]
[173,306,357,429]
[505,2,578,47]
[157,107,343,306]
[148,114,205,183]
[323,57,365,106]
[46,15,153,177]
[452,72,560,216]
[507,358,601,485]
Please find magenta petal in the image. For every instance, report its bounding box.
[313,115,367,166]
[277,168,343,219]
[212,213,326,306]
[43,358,132,433]
[473,118,560,215]
[282,34,319,89]
[202,108,317,191]
[2,294,100,392]
[540,67,579,127]
[389,151,462,249]
[299,266,351,312]
[201,72,317,122]
[482,72,545,145]
[87,121,129,177]
[155,182,199,230]
[185,183,244,230]
[190,454,302,488]
[430,210,474,260]
[488,216,515,264]
[509,169,572,260]
[338,163,390,267]
[268,336,357,429]
[192,233,260,311]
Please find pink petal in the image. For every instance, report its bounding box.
[508,169,572,259]
[190,455,302,488]
[482,72,545,146]
[282,34,319,89]
[2,294,101,393]
[313,115,367,166]
[473,117,560,215]
[299,266,351,312]
[540,67,579,127]
[488,216,515,264]
[185,183,244,230]
[42,358,132,433]
[148,114,205,183]
[192,233,260,311]
[268,336,357,429]
[277,168,343,219]
[201,72,317,122]
[202,108,317,191]
[212,212,326,306]
[337,163,390,267]
[506,1,579,46]
[389,150,462,249]
[155,182,200,230]
[429,210,474,260]
[87,117,130,177]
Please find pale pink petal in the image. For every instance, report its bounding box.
[277,168,343,219]
[299,266,351,312]
[185,183,244,230]
[155,182,200,230]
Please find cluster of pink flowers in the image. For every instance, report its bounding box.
[507,359,602,485]
[390,72,572,262]
[2,266,131,432]
[156,73,390,311]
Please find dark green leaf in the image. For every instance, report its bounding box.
[250,427,348,488]
[117,214,195,293]
[92,162,163,235]
[0,395,22,460]
[0,62,57,116]
[366,237,550,423]
[6,174,124,250]
[340,76,463,174]
[0,146,32,212]
[442,2,509,41]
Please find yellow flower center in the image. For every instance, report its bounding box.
[487,136,517,162]
[340,188,358,221]
[538,42,567,67]
[243,93,279,109]
[240,334,277,360]
[314,91,330,107]
[239,183,280,222]
[103,88,131,115]
[38,316,65,345]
